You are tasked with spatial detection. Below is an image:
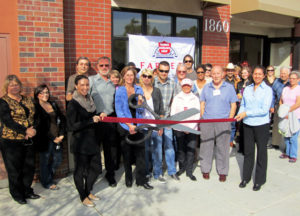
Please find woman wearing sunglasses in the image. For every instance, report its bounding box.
[140,69,165,183]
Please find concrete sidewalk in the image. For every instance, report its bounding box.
[1,147,300,216]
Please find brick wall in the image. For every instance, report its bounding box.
[201,4,230,67]
[17,0,68,178]
[64,0,112,78]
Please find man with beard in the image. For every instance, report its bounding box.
[89,56,117,187]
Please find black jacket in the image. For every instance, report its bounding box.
[152,87,165,116]
[34,101,66,152]
[67,99,99,155]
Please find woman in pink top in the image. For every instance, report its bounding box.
[171,78,200,181]
[279,71,300,162]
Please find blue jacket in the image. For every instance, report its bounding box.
[115,85,144,131]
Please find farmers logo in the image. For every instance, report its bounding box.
[152,41,177,58]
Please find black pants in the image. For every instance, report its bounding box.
[238,121,245,154]
[1,139,35,201]
[73,153,100,201]
[243,123,269,185]
[118,125,146,185]
[174,131,196,176]
[97,122,116,181]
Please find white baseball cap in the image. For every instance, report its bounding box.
[181,78,193,87]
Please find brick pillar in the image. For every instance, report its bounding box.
[201,5,231,67]
[64,0,112,78]
[17,0,68,178]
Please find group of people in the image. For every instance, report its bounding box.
[0,54,299,207]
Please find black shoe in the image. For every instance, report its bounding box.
[107,178,117,187]
[137,183,153,190]
[253,184,261,191]
[170,174,180,181]
[14,198,27,204]
[188,175,197,181]
[239,180,248,188]
[25,193,40,199]
[176,170,185,177]
[125,180,133,188]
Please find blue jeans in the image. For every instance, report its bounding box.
[39,140,62,188]
[284,120,300,159]
[163,128,176,175]
[144,131,163,179]
[230,121,236,142]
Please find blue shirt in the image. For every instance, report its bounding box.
[115,85,144,131]
[271,78,290,108]
[238,81,272,126]
[200,81,238,119]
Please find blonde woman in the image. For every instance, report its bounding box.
[140,69,165,183]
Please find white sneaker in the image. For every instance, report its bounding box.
[156,175,166,184]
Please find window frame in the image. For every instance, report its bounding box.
[111,7,203,69]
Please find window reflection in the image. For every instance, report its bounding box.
[147,14,171,36]
[176,17,198,39]
[113,11,142,37]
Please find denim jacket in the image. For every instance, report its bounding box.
[115,85,144,131]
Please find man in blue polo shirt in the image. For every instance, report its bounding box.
[199,66,238,182]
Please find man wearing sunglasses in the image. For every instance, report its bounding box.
[153,61,179,181]
[183,54,197,81]
[89,56,118,187]
[174,63,188,95]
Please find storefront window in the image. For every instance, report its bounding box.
[147,14,171,36]
[176,17,198,39]
[113,11,142,37]
[112,9,201,70]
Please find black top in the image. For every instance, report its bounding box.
[33,101,66,152]
[67,99,99,155]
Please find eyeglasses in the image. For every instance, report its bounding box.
[159,69,169,73]
[8,84,20,88]
[196,71,205,74]
[142,74,152,79]
[39,91,49,95]
[99,64,109,67]
[177,70,186,74]
[184,60,193,63]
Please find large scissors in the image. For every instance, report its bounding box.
[126,94,200,145]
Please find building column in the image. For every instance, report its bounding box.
[201,4,231,67]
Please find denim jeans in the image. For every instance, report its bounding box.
[39,140,62,188]
[230,121,236,142]
[284,120,300,159]
[163,128,176,175]
[144,130,163,179]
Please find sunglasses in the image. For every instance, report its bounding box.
[267,69,274,72]
[99,64,109,67]
[184,60,193,63]
[142,74,152,79]
[196,71,205,74]
[205,69,211,71]
[159,69,169,73]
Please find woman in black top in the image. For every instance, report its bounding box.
[0,75,40,205]
[67,75,101,207]
[34,84,66,190]
[236,66,252,155]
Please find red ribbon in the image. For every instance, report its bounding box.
[101,117,236,124]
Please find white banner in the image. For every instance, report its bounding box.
[128,34,195,80]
